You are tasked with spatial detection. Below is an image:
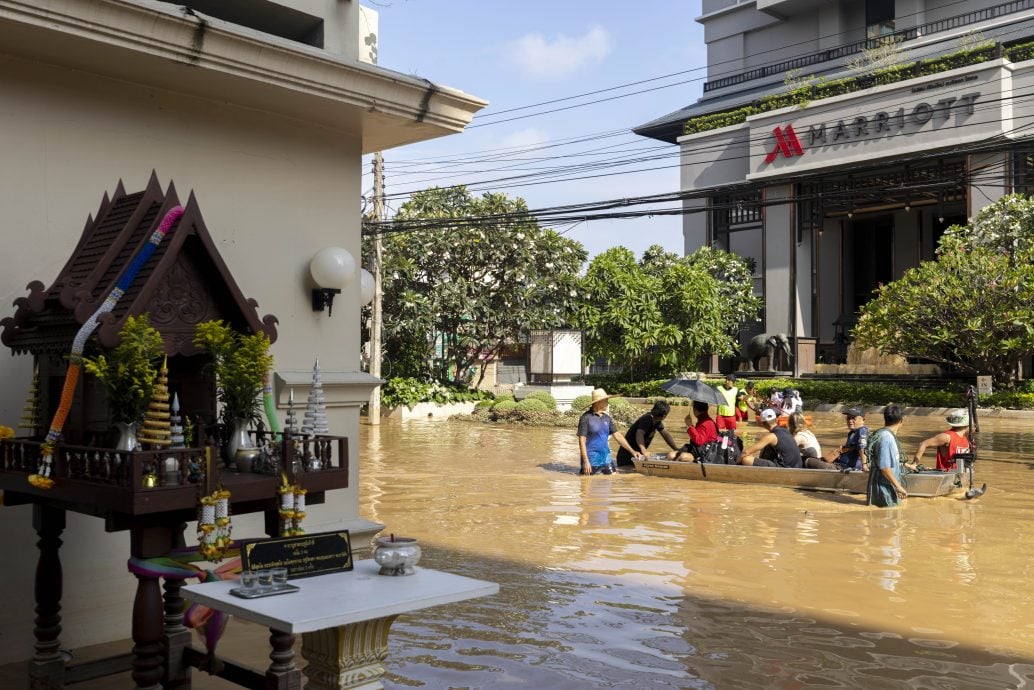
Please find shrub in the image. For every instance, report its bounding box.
[380,377,492,409]
[492,400,517,413]
[474,400,494,412]
[516,398,549,412]
[570,395,593,410]
[523,391,557,409]
[493,393,515,405]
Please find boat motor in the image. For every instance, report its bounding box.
[959,385,986,500]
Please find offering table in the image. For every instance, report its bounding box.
[182,560,498,690]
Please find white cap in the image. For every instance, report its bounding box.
[760,408,778,423]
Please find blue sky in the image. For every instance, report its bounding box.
[364,1,707,259]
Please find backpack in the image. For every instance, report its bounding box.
[693,429,742,464]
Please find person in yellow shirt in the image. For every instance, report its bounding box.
[716,372,739,431]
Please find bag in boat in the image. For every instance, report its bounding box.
[696,431,742,464]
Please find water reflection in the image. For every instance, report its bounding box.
[362,412,1034,688]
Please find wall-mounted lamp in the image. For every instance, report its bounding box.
[310,246,357,317]
[360,268,375,307]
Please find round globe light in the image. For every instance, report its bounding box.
[360,269,375,306]
[310,247,357,289]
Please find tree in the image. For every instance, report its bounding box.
[379,186,587,386]
[853,194,1034,384]
[575,245,760,379]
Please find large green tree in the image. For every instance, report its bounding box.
[574,245,760,379]
[377,186,586,386]
[853,194,1034,384]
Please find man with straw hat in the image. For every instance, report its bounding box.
[577,388,641,475]
[912,408,972,472]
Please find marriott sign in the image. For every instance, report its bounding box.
[764,92,981,164]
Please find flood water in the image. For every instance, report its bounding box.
[360,410,1034,689]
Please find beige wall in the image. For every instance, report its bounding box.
[0,52,369,664]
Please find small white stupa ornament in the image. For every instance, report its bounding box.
[301,358,330,437]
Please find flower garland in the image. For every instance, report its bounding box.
[197,488,233,561]
[28,206,184,490]
[278,480,306,537]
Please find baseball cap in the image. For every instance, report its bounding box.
[760,408,778,423]
[842,406,864,417]
[725,372,737,382]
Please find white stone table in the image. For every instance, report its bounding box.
[183,560,498,690]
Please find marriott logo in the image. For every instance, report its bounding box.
[764,124,804,164]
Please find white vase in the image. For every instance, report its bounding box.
[114,422,138,452]
[227,418,253,460]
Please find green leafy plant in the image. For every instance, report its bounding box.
[193,320,273,424]
[379,377,493,409]
[83,314,164,425]
[524,391,557,410]
[516,398,549,412]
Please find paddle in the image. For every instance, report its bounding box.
[963,385,987,500]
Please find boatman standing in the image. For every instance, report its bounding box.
[578,388,641,475]
[716,372,740,431]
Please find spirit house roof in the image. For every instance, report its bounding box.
[1,172,278,356]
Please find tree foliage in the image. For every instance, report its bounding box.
[574,245,760,379]
[853,194,1034,384]
[378,186,586,386]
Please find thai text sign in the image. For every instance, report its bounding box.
[241,530,353,579]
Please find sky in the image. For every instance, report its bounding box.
[362,0,707,259]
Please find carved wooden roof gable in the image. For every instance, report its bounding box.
[2,173,278,355]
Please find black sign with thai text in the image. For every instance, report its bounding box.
[241,530,353,578]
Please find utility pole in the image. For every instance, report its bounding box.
[368,152,385,424]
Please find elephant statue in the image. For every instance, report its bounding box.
[740,333,793,372]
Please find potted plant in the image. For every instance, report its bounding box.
[193,320,273,464]
[83,314,165,450]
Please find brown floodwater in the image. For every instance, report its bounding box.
[360,410,1034,689]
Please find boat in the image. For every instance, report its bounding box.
[630,454,960,497]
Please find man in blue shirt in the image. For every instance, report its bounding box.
[808,406,869,471]
[577,388,641,475]
[867,404,909,507]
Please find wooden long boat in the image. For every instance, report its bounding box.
[630,455,960,498]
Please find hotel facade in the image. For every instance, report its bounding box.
[636,0,1034,374]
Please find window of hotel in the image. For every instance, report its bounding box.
[865,0,896,42]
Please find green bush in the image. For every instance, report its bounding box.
[1006,40,1034,63]
[493,393,515,405]
[570,395,592,410]
[516,398,549,412]
[474,400,494,412]
[492,400,517,413]
[380,377,492,409]
[523,391,557,410]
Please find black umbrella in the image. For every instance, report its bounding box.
[660,378,727,406]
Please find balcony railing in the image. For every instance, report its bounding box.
[703,0,1034,92]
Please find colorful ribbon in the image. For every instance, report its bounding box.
[30,206,184,489]
[127,545,241,656]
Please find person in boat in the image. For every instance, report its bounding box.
[578,388,641,476]
[780,388,803,416]
[807,407,869,471]
[716,372,740,431]
[739,381,758,421]
[615,401,681,467]
[739,408,803,468]
[788,411,821,460]
[666,401,719,461]
[866,404,909,507]
[911,408,972,472]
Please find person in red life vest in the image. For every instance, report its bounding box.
[666,401,719,461]
[715,372,739,431]
[912,408,971,472]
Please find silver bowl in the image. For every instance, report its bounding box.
[373,536,421,576]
